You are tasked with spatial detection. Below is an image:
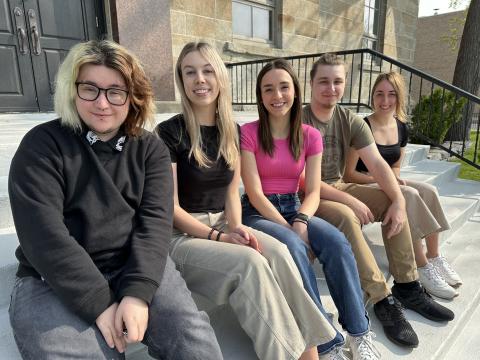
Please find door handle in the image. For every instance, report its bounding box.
[14,7,28,55]
[27,9,42,55]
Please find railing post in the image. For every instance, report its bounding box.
[349,54,354,103]
[357,51,364,113]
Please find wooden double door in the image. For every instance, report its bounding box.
[0,0,104,112]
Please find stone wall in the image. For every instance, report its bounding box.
[114,0,175,101]
[383,0,419,63]
[110,1,420,104]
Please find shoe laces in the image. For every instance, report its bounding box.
[431,256,456,276]
[384,296,406,322]
[413,285,436,305]
[421,263,446,287]
[350,332,381,360]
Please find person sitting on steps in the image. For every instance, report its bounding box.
[8,40,222,359]
[156,41,336,360]
[303,53,455,349]
[241,59,380,360]
[343,71,462,300]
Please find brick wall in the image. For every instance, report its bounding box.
[414,11,465,83]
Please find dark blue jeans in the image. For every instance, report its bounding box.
[242,193,369,354]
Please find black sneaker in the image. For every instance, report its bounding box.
[392,282,455,322]
[374,295,419,348]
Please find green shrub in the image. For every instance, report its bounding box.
[410,88,467,144]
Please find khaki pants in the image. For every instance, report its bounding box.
[170,211,336,360]
[361,180,450,242]
[401,179,450,241]
[316,182,418,304]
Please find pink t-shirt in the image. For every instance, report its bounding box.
[241,120,323,194]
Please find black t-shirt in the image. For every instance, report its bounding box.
[156,114,235,213]
[356,117,408,172]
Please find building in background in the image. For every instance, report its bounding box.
[414,10,465,84]
[0,0,419,112]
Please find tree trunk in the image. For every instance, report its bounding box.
[445,0,480,141]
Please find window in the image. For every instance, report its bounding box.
[232,0,275,42]
[363,0,385,52]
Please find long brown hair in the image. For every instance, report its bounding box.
[371,71,407,123]
[256,59,303,160]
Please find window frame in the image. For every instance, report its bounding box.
[362,0,385,53]
[232,0,277,45]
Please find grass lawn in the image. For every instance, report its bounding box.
[451,131,480,182]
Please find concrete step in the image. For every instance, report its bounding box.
[370,212,480,359]
[401,160,461,187]
[438,195,479,241]
[402,144,431,166]
[360,172,480,281]
[0,177,12,229]
[0,308,21,360]
[0,228,18,309]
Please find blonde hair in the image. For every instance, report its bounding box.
[175,41,238,169]
[54,40,156,136]
[371,72,407,123]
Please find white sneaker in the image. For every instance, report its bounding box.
[319,346,349,360]
[347,332,381,360]
[429,255,463,287]
[418,262,458,299]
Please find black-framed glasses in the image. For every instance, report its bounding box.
[75,82,129,106]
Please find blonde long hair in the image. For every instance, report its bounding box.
[371,72,407,123]
[54,40,156,136]
[175,42,238,168]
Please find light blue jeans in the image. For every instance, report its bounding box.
[242,193,369,354]
[9,256,222,360]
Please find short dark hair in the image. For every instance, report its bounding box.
[309,53,346,82]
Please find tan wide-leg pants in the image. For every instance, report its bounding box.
[170,211,336,360]
[401,179,450,241]
[315,182,419,304]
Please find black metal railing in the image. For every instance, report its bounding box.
[226,48,480,170]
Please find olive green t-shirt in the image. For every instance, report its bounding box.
[303,104,374,183]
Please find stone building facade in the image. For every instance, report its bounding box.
[106,0,420,107]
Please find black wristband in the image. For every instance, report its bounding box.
[208,227,216,240]
[292,219,308,226]
[216,230,224,241]
[294,212,310,223]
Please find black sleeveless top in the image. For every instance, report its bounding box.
[356,117,408,172]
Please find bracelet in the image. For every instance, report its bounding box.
[216,230,224,241]
[292,219,308,226]
[294,212,310,223]
[207,227,216,240]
